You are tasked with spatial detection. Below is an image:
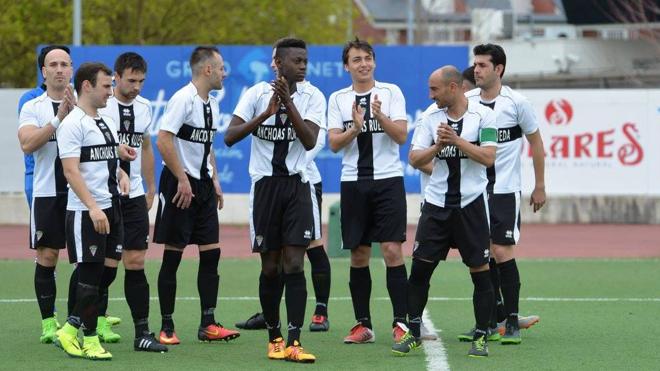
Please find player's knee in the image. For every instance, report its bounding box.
[122,251,146,270]
[469,263,490,273]
[350,246,371,267]
[380,243,404,266]
[491,244,514,263]
[36,248,59,267]
[282,253,305,274]
[104,257,119,268]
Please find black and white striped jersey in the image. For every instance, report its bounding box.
[18,92,67,197]
[411,100,497,208]
[327,81,407,182]
[57,106,120,211]
[159,82,219,180]
[414,103,441,200]
[465,86,539,194]
[233,81,326,182]
[99,95,152,198]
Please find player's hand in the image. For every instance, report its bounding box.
[57,85,75,120]
[371,94,383,120]
[145,191,155,211]
[214,180,224,210]
[90,207,110,235]
[119,172,130,195]
[271,76,291,104]
[530,186,546,212]
[351,101,365,134]
[118,144,137,161]
[438,123,459,145]
[263,93,280,118]
[172,177,194,209]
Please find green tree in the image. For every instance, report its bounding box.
[0,0,354,87]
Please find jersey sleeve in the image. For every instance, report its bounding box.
[411,117,433,150]
[144,100,154,133]
[327,92,344,131]
[232,85,258,123]
[18,101,39,129]
[479,108,498,147]
[517,97,539,135]
[159,92,189,134]
[304,89,327,129]
[388,85,408,121]
[306,127,326,163]
[57,119,83,159]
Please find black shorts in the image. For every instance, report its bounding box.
[413,194,491,268]
[65,200,124,263]
[311,182,322,240]
[250,175,312,253]
[153,166,219,248]
[121,195,149,250]
[488,192,521,246]
[340,177,407,250]
[30,194,67,250]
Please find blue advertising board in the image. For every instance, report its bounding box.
[50,45,468,193]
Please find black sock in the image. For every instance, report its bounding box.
[67,266,78,316]
[498,259,521,320]
[307,246,331,317]
[488,258,505,326]
[407,259,436,338]
[386,264,408,327]
[34,263,56,319]
[70,263,103,336]
[198,249,220,327]
[349,266,372,329]
[284,271,306,346]
[125,269,150,337]
[260,272,283,341]
[97,266,117,317]
[471,270,495,339]
[158,249,182,330]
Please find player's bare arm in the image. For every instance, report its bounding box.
[526,130,546,212]
[328,101,364,152]
[61,157,109,234]
[209,153,223,210]
[141,134,156,210]
[438,123,495,167]
[157,130,194,209]
[224,94,279,147]
[371,93,407,144]
[271,76,319,150]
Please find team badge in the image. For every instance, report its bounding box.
[256,235,264,247]
[89,245,98,256]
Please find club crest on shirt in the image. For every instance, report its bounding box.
[279,113,288,124]
[122,119,132,131]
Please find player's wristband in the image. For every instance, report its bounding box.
[49,117,61,129]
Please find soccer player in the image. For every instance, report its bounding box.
[154,46,239,345]
[235,46,332,333]
[224,37,324,363]
[55,62,137,360]
[18,46,74,343]
[98,52,166,352]
[327,38,409,345]
[461,43,545,345]
[392,66,497,358]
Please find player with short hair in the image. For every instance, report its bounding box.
[55,62,137,360]
[225,37,324,363]
[18,45,74,344]
[459,43,545,345]
[98,52,166,352]
[392,65,498,358]
[154,46,239,346]
[327,38,409,345]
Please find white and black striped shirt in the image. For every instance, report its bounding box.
[327,81,407,182]
[160,82,219,180]
[57,106,121,211]
[412,100,497,208]
[233,81,326,182]
[18,92,68,197]
[99,95,152,198]
[466,86,539,194]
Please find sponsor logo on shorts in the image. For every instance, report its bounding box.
[413,241,419,252]
[256,235,264,247]
[89,245,98,256]
[304,230,311,239]
[116,244,123,254]
[505,230,513,239]
[484,249,489,258]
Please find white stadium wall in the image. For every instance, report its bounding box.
[2,89,659,224]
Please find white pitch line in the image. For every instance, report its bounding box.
[1,296,660,304]
[422,308,450,371]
